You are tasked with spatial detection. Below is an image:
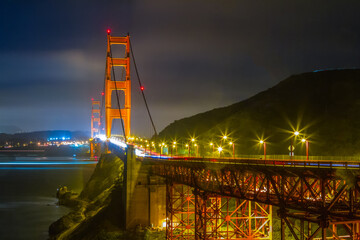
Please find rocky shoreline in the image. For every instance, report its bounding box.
[48,154,165,240]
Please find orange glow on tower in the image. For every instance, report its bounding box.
[105,32,131,139]
[91,99,101,138]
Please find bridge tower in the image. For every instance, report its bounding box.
[105,30,131,143]
[90,99,101,158]
[91,99,101,138]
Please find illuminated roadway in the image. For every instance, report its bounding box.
[93,135,360,240]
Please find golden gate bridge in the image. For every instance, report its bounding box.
[88,30,360,240]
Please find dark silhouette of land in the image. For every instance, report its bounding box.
[158,69,360,156]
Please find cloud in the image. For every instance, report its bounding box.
[1,0,360,136]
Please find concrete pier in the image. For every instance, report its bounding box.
[123,145,166,229]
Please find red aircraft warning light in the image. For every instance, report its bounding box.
[101,92,104,96]
[140,86,144,91]
[107,29,111,34]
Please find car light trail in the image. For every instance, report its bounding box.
[0,161,97,165]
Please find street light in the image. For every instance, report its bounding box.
[161,143,166,156]
[209,142,214,156]
[158,143,162,157]
[217,146,223,158]
[146,144,149,154]
[189,138,195,157]
[229,141,235,158]
[290,131,300,160]
[301,138,309,160]
[172,142,177,156]
[194,143,199,157]
[260,140,266,160]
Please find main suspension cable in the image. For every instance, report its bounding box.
[129,37,158,137]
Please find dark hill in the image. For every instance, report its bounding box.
[158,69,360,156]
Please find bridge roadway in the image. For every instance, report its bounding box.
[107,139,360,238]
[147,156,360,223]
[109,138,360,221]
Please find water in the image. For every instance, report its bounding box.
[0,156,97,240]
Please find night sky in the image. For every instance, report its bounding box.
[1,0,360,137]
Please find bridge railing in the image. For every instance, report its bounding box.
[105,136,360,169]
[145,155,360,169]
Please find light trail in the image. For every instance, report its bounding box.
[96,135,360,169]
[0,161,97,165]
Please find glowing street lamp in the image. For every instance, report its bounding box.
[189,138,196,156]
[150,142,154,153]
[161,143,166,155]
[172,142,177,156]
[222,135,228,140]
[209,142,215,156]
[229,141,235,158]
[194,143,199,157]
[159,143,163,157]
[217,146,223,158]
[301,138,309,160]
[146,144,149,155]
[290,131,300,160]
[260,140,266,160]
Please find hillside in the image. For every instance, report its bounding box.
[158,69,360,156]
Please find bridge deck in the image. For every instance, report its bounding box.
[146,156,360,224]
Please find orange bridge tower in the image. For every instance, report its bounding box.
[105,30,131,141]
[90,99,101,138]
[90,99,101,159]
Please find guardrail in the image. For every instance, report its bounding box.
[107,138,360,169]
[144,156,360,169]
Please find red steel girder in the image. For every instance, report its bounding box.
[166,183,272,240]
[151,160,360,222]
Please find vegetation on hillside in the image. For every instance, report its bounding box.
[157,69,360,156]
